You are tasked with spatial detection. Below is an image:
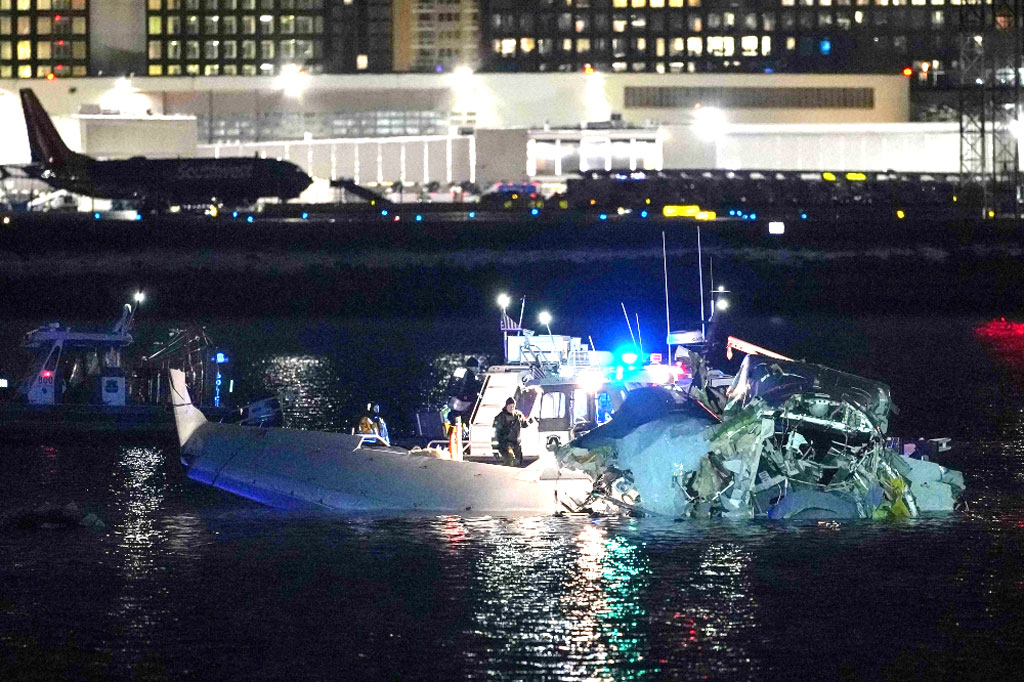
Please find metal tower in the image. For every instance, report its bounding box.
[959,0,1022,218]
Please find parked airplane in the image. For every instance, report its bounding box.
[19,88,312,207]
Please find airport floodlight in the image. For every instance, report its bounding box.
[691,106,728,141]
[1009,118,1024,139]
[277,64,310,98]
[497,293,511,310]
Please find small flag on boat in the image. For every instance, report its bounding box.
[500,312,521,332]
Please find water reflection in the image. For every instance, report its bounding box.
[455,517,653,680]
[110,446,168,659]
[252,354,347,431]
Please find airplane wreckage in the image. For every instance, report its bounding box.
[556,351,965,519]
[169,342,965,519]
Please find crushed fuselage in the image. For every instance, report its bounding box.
[555,356,965,519]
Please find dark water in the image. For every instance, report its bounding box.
[3,314,1024,681]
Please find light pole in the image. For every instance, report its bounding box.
[497,293,511,361]
[538,310,552,337]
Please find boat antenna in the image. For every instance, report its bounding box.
[662,231,671,360]
[708,256,714,322]
[518,295,526,331]
[621,302,637,350]
[636,313,644,360]
[588,335,596,352]
[697,224,705,340]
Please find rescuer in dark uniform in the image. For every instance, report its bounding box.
[492,396,529,467]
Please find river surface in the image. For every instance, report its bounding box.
[2,313,1024,681]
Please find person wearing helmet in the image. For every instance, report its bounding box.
[492,396,528,466]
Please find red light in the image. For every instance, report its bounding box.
[902,67,913,77]
[41,370,53,378]
[58,40,64,46]
[583,64,594,75]
[45,73,55,80]
[54,14,61,20]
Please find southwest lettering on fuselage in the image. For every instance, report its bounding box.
[19,88,312,207]
[175,163,253,181]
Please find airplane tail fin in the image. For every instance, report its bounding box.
[19,88,77,168]
[169,369,208,447]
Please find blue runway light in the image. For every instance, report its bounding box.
[531,208,539,215]
[820,39,832,55]
[381,209,388,216]
[599,213,607,220]
[800,212,808,220]
[93,212,100,220]
[641,210,648,218]
[415,214,423,222]
[247,215,254,223]
[468,211,476,218]
[232,211,238,218]
[135,214,142,221]
[751,213,757,219]
[301,212,308,219]
[729,210,736,216]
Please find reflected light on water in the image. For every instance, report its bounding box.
[254,354,348,431]
[111,446,168,651]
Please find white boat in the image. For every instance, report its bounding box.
[170,369,594,513]
[0,305,278,438]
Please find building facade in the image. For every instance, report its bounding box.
[393,0,480,72]
[0,0,89,80]
[480,0,955,79]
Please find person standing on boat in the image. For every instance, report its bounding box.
[492,397,528,467]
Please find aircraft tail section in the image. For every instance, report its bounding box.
[19,88,77,168]
[169,369,209,448]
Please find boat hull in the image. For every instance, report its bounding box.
[182,423,593,514]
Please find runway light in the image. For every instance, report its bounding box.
[381,209,388,216]
[232,211,238,218]
[750,213,757,219]
[531,208,539,215]
[769,221,785,235]
[599,213,607,220]
[896,209,905,219]
[663,204,700,217]
[800,212,808,220]
[641,210,648,218]
[301,212,309,219]
[247,215,254,223]
[93,212,100,219]
[415,214,423,222]
[0,378,7,388]
[468,211,476,218]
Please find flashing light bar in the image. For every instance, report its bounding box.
[41,370,53,378]
[725,336,793,361]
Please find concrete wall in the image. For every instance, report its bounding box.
[89,0,147,77]
[473,129,529,186]
[718,122,960,173]
[78,116,198,159]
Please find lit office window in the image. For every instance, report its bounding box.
[148,40,162,58]
[149,16,163,34]
[149,64,163,75]
[37,17,52,34]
